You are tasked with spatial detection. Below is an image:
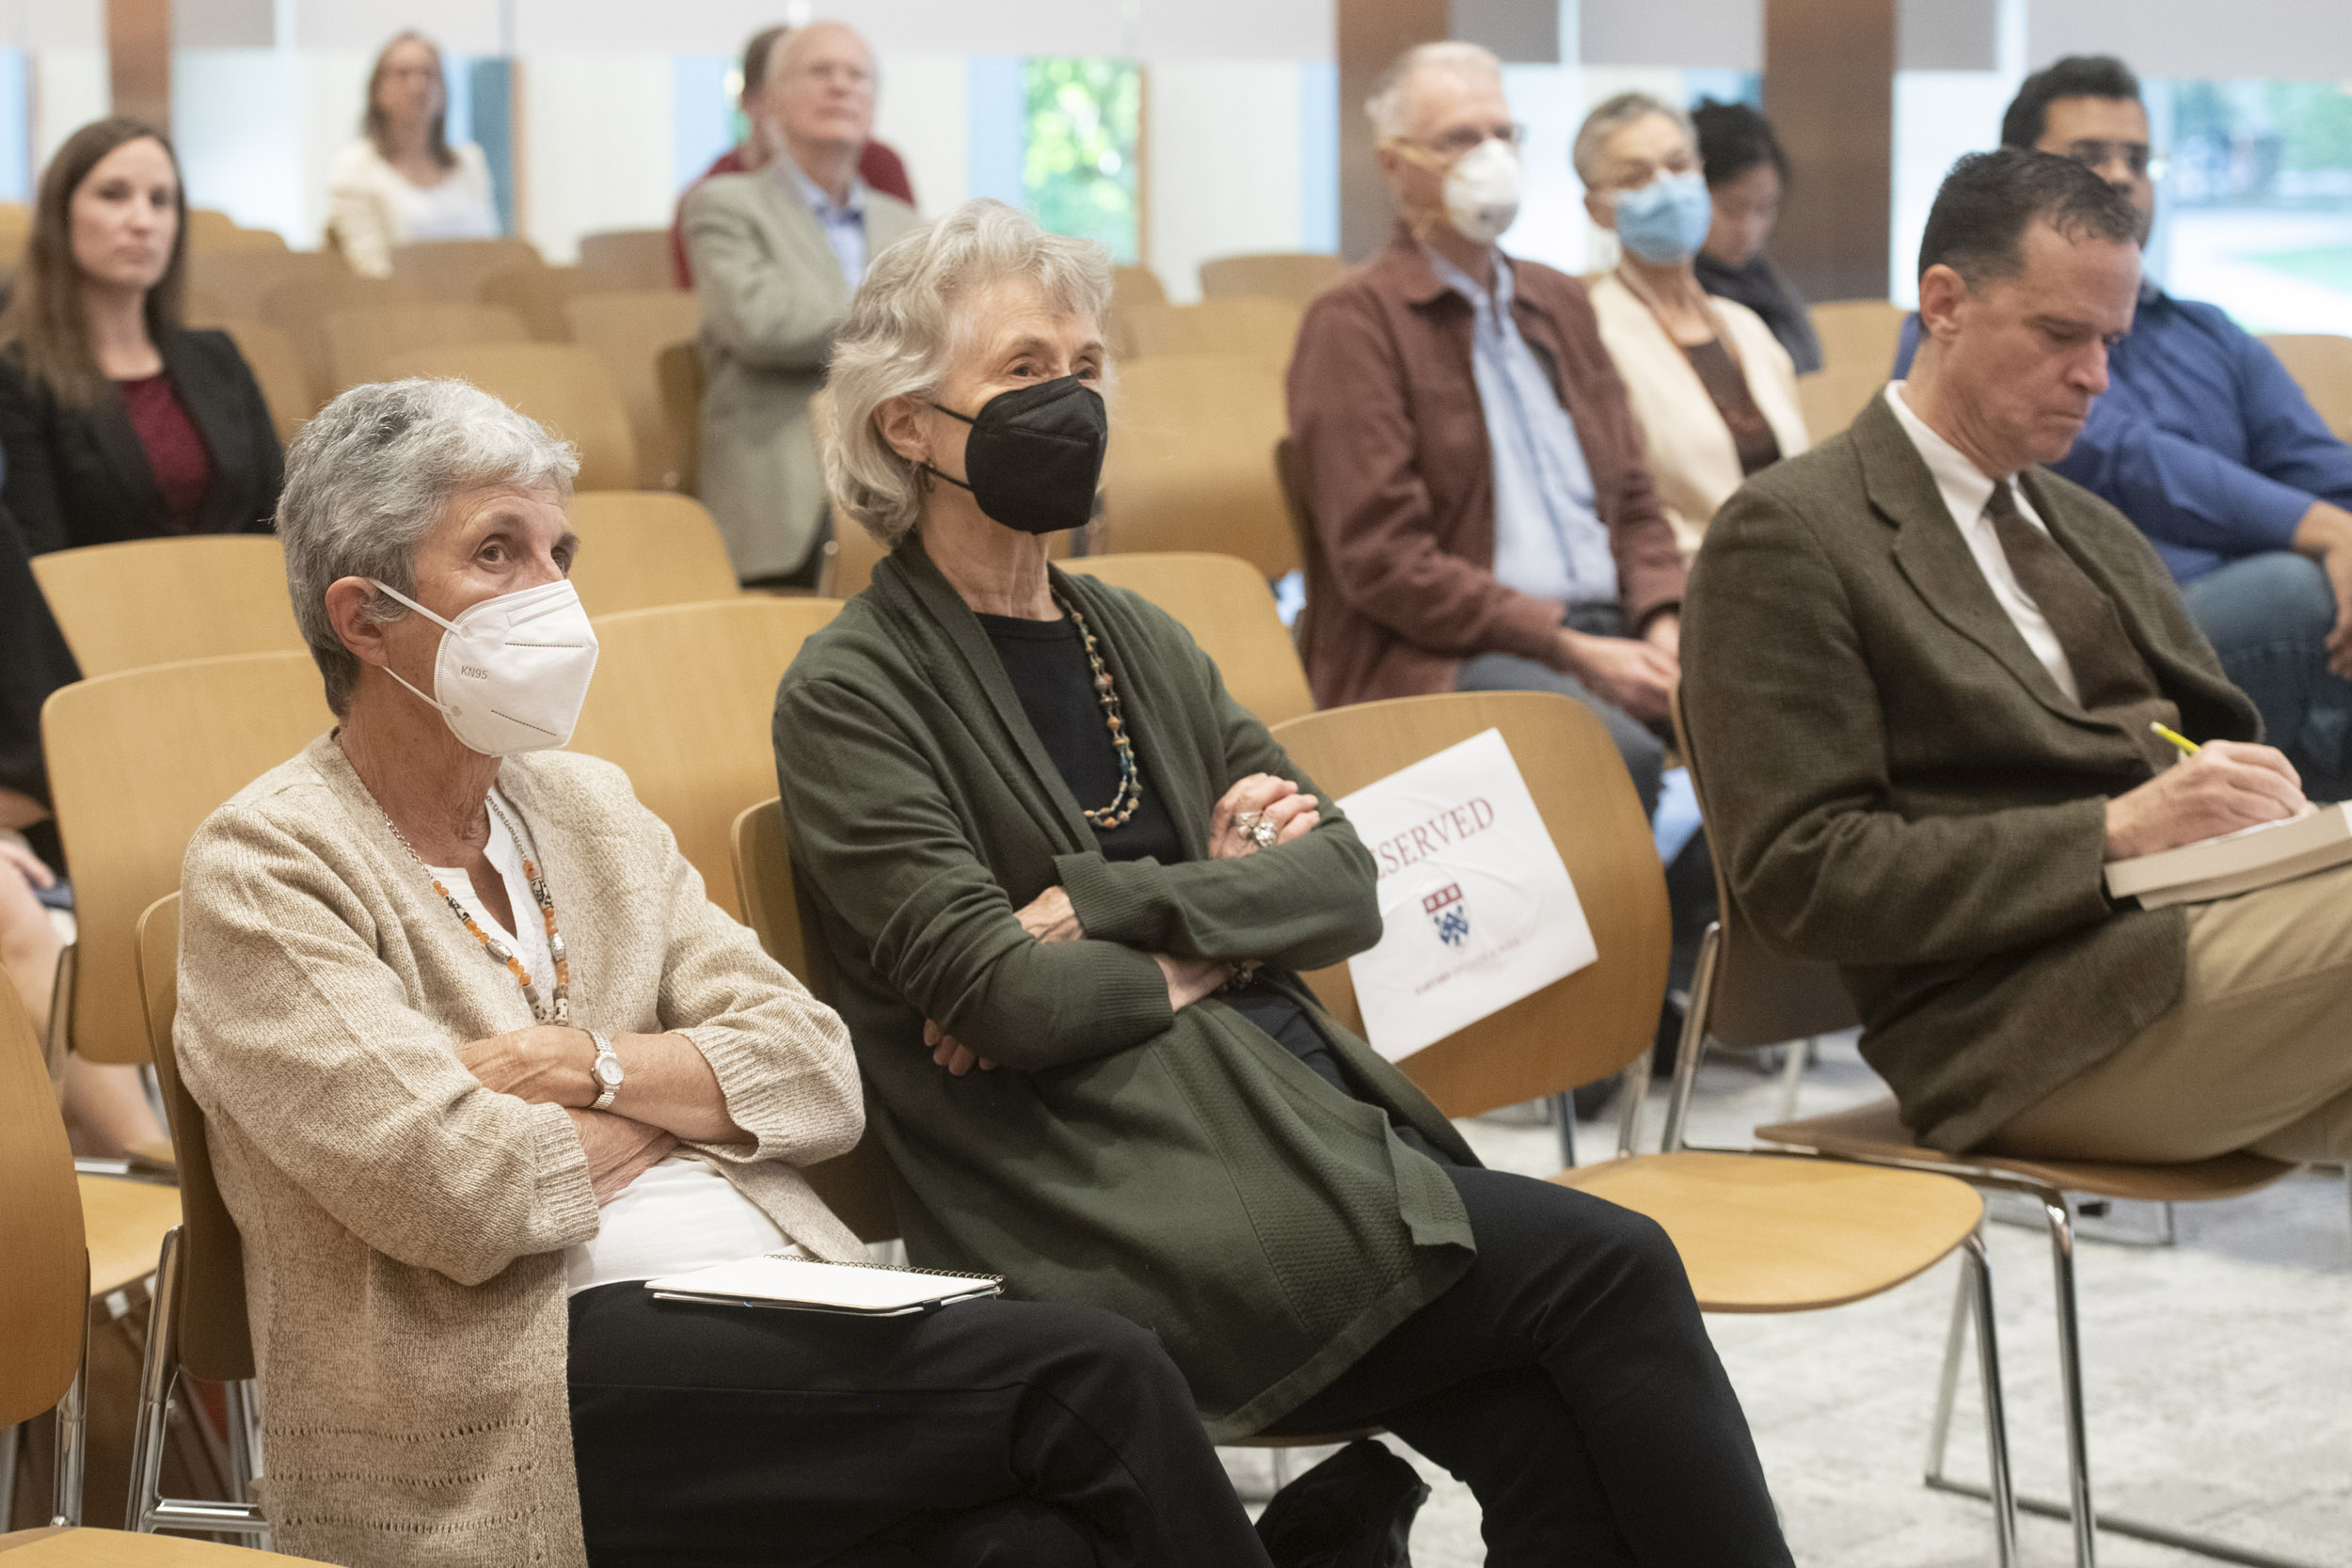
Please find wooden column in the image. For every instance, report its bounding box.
[1338,0,1448,261]
[1763,0,1897,303]
[108,0,172,131]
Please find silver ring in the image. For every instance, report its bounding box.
[1247,820,1279,849]
[1233,811,1263,837]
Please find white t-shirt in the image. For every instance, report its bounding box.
[1883,382,2082,703]
[428,791,793,1296]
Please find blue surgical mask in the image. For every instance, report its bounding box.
[1612,169,1712,264]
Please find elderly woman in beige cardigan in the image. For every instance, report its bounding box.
[172,377,1272,1568]
[1577,92,1810,562]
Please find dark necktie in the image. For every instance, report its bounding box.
[1986,478,2180,772]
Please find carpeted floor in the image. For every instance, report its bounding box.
[1221,1033,2352,1566]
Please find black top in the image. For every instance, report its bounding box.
[977,607,1453,1163]
[1694,249,1822,375]
[0,500,79,804]
[1682,338,1783,477]
[0,327,284,556]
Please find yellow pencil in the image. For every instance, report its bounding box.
[2151,721,2201,756]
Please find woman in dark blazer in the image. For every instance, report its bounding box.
[0,117,280,556]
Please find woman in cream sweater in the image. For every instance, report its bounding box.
[173,377,1273,1567]
[326,32,499,278]
[1576,91,1809,562]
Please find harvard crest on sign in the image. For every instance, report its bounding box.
[1422,882,1470,949]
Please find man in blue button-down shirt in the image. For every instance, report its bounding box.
[1896,55,2352,797]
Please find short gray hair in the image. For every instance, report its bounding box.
[824,199,1112,546]
[1363,41,1503,141]
[278,378,579,715]
[1572,90,1694,187]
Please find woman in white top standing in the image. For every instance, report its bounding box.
[1576,91,1809,562]
[327,31,499,279]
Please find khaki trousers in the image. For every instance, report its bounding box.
[1994,859,2352,1164]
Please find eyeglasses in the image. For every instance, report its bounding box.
[1399,122,1527,158]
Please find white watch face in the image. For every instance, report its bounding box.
[596,1057,624,1087]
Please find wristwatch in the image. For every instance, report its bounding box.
[586,1029,624,1112]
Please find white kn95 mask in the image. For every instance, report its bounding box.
[369,578,600,756]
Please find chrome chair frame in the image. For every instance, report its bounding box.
[124,1226,270,1543]
[1670,921,2334,1568]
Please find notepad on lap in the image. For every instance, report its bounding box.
[2103,802,2352,909]
[646,1253,1003,1316]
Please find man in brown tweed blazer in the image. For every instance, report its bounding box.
[1683,149,2352,1162]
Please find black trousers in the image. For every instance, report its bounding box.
[567,1286,1272,1568]
[1272,1164,1794,1568]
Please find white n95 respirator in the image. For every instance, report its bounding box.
[369,578,600,756]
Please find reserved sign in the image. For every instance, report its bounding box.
[1338,728,1595,1062]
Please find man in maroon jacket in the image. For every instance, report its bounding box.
[1290,43,1704,1069]
[670,24,915,289]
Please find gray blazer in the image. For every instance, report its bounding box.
[684,166,920,580]
[1680,391,2260,1151]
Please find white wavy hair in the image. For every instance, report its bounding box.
[1363,41,1504,141]
[823,199,1113,546]
[1572,90,1695,187]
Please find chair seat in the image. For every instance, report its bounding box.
[79,1175,180,1297]
[1552,1150,1983,1313]
[0,1527,323,1562]
[1756,1098,2297,1204]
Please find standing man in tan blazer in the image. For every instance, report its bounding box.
[686,21,919,586]
[1683,149,2352,1164]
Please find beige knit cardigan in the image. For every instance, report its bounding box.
[1587,270,1811,562]
[175,736,867,1568]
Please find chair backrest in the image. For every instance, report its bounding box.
[380,342,640,491]
[565,491,741,614]
[1269,690,1668,1116]
[1097,354,1298,579]
[389,236,544,302]
[1198,252,1350,305]
[191,246,346,324]
[44,650,333,1064]
[656,341,706,496]
[0,964,87,1430]
[0,200,34,265]
[325,301,530,394]
[261,274,415,403]
[1111,263,1168,312]
[578,228,677,292]
[569,597,842,919]
[1061,552,1313,728]
[30,535,305,677]
[187,209,284,256]
[1808,299,1907,378]
[136,894,254,1383]
[1669,688,1860,1048]
[480,261,582,341]
[566,290,704,490]
[2260,332,2352,442]
[1795,365,1887,442]
[216,317,318,440]
[1114,297,1304,366]
[728,797,900,1243]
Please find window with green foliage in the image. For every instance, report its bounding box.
[1022,57,1141,263]
[2156,78,2352,331]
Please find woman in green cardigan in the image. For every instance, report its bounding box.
[776,199,1792,1567]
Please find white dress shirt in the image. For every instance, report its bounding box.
[427,791,792,1296]
[1883,382,2081,704]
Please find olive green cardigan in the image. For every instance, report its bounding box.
[774,539,1476,1439]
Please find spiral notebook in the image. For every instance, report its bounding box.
[645,1252,1003,1317]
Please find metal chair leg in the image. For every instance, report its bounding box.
[1963,1232,2019,1568]
[1549,1091,1578,1168]
[1921,1256,1971,1485]
[222,1380,259,1504]
[47,1367,86,1528]
[125,1227,183,1533]
[2043,1193,2098,1568]
[1267,1446,1290,1492]
[1774,1035,1810,1122]
[1660,923,1721,1155]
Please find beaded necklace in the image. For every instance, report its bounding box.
[379,793,572,1025]
[1054,588,1144,830]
